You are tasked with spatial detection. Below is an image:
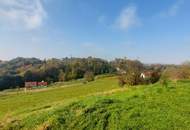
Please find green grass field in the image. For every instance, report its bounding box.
[0,77,190,130]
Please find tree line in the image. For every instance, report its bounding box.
[1,57,189,90]
[0,57,115,90]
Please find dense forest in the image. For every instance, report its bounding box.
[0,57,114,90]
[0,57,189,91]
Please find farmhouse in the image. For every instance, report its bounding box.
[25,81,48,89]
[25,82,37,89]
[140,71,154,79]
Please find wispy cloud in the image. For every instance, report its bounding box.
[114,5,141,31]
[0,0,46,30]
[160,0,185,17]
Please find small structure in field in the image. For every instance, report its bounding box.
[140,71,154,79]
[37,81,48,87]
[25,82,37,90]
[25,81,48,91]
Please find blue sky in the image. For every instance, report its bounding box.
[0,0,190,64]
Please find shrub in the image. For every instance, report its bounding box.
[84,71,94,82]
[58,70,65,82]
[161,65,190,81]
[125,72,141,86]
[118,72,142,87]
[118,75,126,87]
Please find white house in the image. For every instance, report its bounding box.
[140,71,153,79]
[140,73,146,79]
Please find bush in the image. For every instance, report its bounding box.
[162,66,190,81]
[118,72,142,87]
[84,71,94,82]
[118,75,126,87]
[125,72,142,86]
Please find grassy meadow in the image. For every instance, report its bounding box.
[0,77,190,130]
[0,77,118,119]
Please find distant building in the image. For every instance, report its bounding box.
[25,81,48,89]
[140,71,154,79]
[25,82,37,88]
[38,81,48,86]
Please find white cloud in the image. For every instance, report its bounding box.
[160,0,185,17]
[115,5,141,31]
[0,0,46,30]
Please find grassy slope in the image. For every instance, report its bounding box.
[0,77,118,120]
[1,78,190,130]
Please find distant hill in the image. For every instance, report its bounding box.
[0,57,42,69]
[0,57,168,91]
[0,57,117,90]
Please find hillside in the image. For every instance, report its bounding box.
[0,77,190,130]
[0,57,167,91]
[0,57,116,90]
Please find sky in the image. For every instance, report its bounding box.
[0,0,190,64]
